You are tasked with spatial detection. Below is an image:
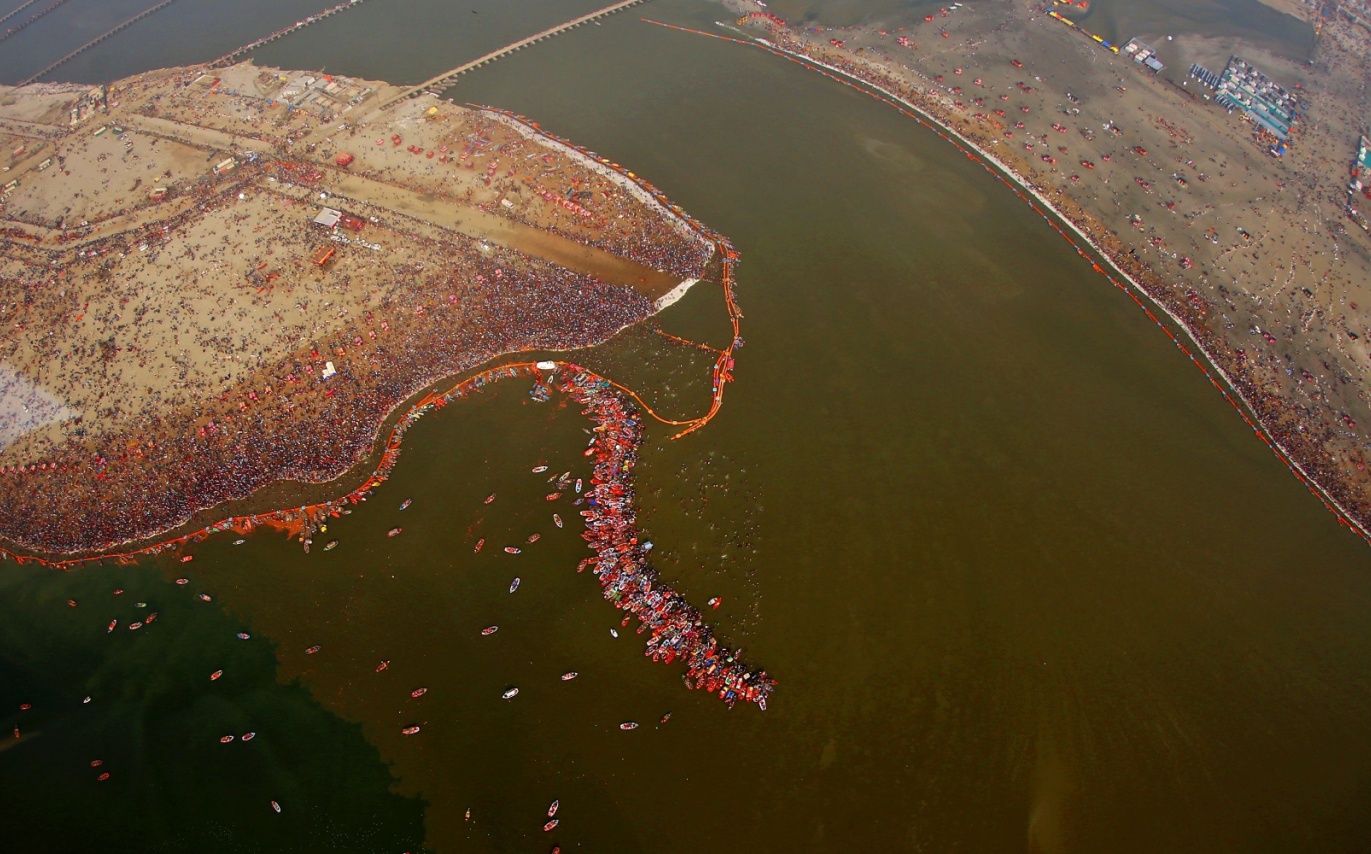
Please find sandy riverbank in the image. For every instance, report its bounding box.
[0,60,720,555]
[722,0,1371,538]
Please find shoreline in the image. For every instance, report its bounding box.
[654,17,1371,545]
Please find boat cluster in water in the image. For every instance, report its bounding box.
[561,369,775,710]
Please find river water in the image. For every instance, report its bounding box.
[3,0,1370,851]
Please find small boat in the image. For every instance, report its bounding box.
[175,578,189,585]
[553,514,563,528]
[128,622,143,631]
[548,800,559,817]
[610,629,618,638]
[411,687,427,698]
[90,760,101,767]
[532,465,548,473]
[323,540,338,551]
[210,670,223,681]
[619,722,638,731]
[545,493,561,502]
[502,687,519,700]
[504,547,521,555]
[560,672,577,681]
[271,801,281,814]
[402,726,420,735]
[573,498,584,506]
[98,772,111,782]
[509,577,521,593]
[474,538,485,553]
[376,660,390,672]
[305,645,321,655]
[399,499,412,510]
[236,632,251,640]
[242,732,256,741]
[659,713,671,724]
[526,533,540,543]
[481,626,498,636]
[180,555,194,563]
[198,593,213,602]
[387,527,402,537]
[220,735,235,743]
[543,819,559,832]
[106,620,117,632]
[232,539,246,545]
[575,479,583,493]
[464,808,471,822]
[145,612,158,623]
[113,589,124,596]
[484,493,496,504]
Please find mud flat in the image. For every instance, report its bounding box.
[0,61,717,555]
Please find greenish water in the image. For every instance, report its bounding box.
[3,0,1368,851]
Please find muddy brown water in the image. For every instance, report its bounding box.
[2,0,1369,851]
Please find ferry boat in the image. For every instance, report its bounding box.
[502,687,519,700]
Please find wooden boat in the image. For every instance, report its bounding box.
[659,713,671,724]
[509,577,521,593]
[210,670,223,681]
[481,626,498,636]
[106,620,117,632]
[474,538,485,553]
[575,479,582,493]
[128,622,143,631]
[387,527,402,537]
[232,539,246,545]
[619,722,638,731]
[376,660,390,672]
[526,533,540,543]
[271,801,281,813]
[553,513,563,528]
[98,772,110,781]
[198,593,213,602]
[242,732,256,741]
[237,632,251,640]
[411,687,427,698]
[305,645,321,655]
[323,540,338,551]
[220,735,234,743]
[504,546,521,555]
[484,493,496,504]
[543,819,559,832]
[548,800,559,817]
[560,672,577,681]
[532,465,548,473]
[402,726,420,735]
[399,499,411,510]
[175,578,189,585]
[502,687,519,700]
[545,493,561,501]
[180,555,194,563]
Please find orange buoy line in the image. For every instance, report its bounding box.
[654,328,725,355]
[642,17,1371,545]
[0,120,745,568]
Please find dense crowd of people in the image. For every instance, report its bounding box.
[564,369,775,710]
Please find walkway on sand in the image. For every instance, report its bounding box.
[376,0,653,111]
